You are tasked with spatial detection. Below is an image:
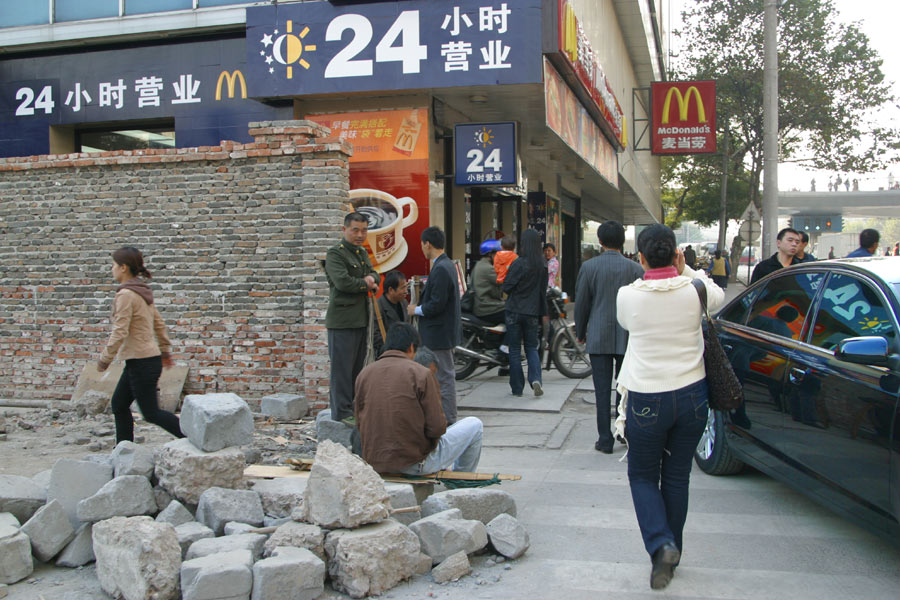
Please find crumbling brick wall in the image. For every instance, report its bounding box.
[0,120,349,411]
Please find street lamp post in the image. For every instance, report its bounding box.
[762,0,780,257]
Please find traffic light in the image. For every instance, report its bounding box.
[789,215,842,233]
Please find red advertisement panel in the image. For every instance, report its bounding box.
[651,80,717,155]
[307,108,430,277]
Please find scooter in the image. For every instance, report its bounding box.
[454,287,591,380]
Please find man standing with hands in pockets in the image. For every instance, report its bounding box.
[325,212,379,423]
[409,227,462,424]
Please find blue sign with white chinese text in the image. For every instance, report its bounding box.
[245,0,542,96]
[454,122,517,186]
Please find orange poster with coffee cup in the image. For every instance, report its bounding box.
[307,108,430,277]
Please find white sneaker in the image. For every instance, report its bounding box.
[532,381,544,397]
[499,345,509,354]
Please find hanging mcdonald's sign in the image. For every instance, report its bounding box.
[650,81,716,155]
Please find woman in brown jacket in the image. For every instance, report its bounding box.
[98,247,184,444]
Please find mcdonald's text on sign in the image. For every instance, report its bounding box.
[650,80,716,155]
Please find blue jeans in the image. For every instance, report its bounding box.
[626,379,708,557]
[399,417,483,474]
[505,311,542,395]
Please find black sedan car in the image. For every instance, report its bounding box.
[695,257,900,543]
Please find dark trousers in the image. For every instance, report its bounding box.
[626,379,708,557]
[476,310,506,327]
[505,311,541,395]
[590,353,623,450]
[328,327,367,422]
[111,356,184,444]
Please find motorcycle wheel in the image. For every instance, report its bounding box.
[551,329,592,378]
[454,329,480,380]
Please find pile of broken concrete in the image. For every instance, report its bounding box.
[0,392,529,599]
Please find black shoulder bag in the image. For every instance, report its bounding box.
[691,279,744,411]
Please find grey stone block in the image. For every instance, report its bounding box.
[186,533,267,562]
[324,520,420,598]
[263,516,291,528]
[196,487,264,536]
[111,441,156,479]
[432,550,471,583]
[181,549,253,600]
[181,393,254,452]
[385,483,419,526]
[224,522,257,536]
[156,500,194,527]
[486,513,530,559]
[31,470,52,495]
[92,516,181,600]
[408,508,488,565]
[0,526,32,584]
[20,499,76,562]
[263,521,325,561]
[251,546,325,600]
[260,393,308,421]
[174,522,215,559]
[421,488,517,524]
[0,474,47,523]
[56,523,95,568]
[47,458,113,526]
[249,477,307,519]
[302,440,389,529]
[0,514,19,529]
[314,409,354,450]
[76,475,158,522]
[154,439,245,506]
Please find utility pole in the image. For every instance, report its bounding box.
[762,0,779,257]
[718,128,729,252]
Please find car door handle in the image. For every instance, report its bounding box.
[722,344,733,353]
[789,367,808,384]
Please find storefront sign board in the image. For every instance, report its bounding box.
[246,0,543,96]
[650,80,717,155]
[454,122,517,186]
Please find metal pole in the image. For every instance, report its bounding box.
[718,128,729,251]
[762,0,779,258]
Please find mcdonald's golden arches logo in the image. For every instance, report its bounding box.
[660,85,706,124]
[215,70,248,100]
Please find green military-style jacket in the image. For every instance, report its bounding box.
[325,239,379,329]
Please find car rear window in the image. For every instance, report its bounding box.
[745,272,825,340]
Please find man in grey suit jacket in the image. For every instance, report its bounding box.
[574,221,644,453]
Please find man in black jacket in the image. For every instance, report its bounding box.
[408,227,462,424]
[751,227,801,283]
[373,270,409,357]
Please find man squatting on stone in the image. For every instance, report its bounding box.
[355,323,483,475]
[324,212,380,422]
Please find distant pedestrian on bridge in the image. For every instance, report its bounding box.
[810,178,816,192]
[893,242,899,256]
[846,228,880,258]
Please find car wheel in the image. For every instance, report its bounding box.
[694,409,744,475]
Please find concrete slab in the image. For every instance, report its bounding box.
[70,361,189,413]
[457,381,568,413]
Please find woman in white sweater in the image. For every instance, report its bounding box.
[616,224,724,590]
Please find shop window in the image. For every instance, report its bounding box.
[55,0,119,22]
[0,3,50,27]
[198,0,251,7]
[76,124,175,153]
[126,0,192,15]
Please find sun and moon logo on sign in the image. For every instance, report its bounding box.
[473,126,495,149]
[259,20,317,79]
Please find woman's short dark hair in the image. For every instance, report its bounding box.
[597,220,626,249]
[637,224,677,269]
[542,242,556,253]
[519,229,546,271]
[384,322,420,352]
[421,226,445,249]
[112,246,151,279]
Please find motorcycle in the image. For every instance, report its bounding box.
[454,287,591,380]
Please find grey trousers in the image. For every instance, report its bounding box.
[432,348,458,425]
[328,327,367,422]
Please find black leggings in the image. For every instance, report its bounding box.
[111,356,184,444]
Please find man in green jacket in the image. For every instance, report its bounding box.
[325,212,379,421]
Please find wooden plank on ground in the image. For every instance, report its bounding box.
[243,464,521,485]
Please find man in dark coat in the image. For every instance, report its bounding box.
[751,227,801,283]
[574,221,644,453]
[324,212,379,422]
[373,270,409,357]
[683,245,697,269]
[408,227,462,424]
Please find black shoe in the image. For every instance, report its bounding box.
[594,441,613,454]
[498,367,510,376]
[650,542,680,590]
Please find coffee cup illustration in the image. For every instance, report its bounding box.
[348,188,418,269]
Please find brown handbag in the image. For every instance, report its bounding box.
[692,279,744,411]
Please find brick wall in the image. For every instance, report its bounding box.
[0,120,350,411]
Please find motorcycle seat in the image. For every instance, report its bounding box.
[461,313,507,333]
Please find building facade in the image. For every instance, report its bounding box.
[0,0,666,405]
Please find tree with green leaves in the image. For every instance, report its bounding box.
[668,0,897,222]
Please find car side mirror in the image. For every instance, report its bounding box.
[835,336,889,366]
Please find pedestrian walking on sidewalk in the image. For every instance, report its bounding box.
[98,247,185,444]
[502,229,547,398]
[615,224,724,590]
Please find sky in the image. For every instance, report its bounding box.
[666,0,900,191]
